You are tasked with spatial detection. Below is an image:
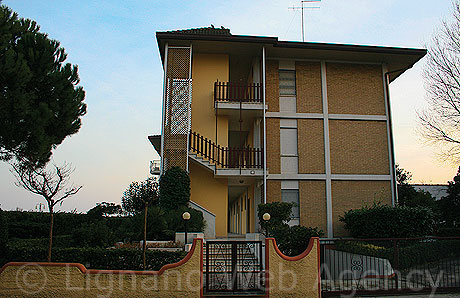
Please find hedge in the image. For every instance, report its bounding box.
[272,225,323,257]
[340,203,436,238]
[3,245,187,271]
[335,239,460,270]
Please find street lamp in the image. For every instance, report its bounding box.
[182,212,191,248]
[263,212,271,237]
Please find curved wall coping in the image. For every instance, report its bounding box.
[0,238,203,276]
[266,237,319,261]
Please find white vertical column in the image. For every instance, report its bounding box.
[321,61,333,238]
[160,42,169,175]
[186,44,193,172]
[382,64,397,206]
[262,47,267,204]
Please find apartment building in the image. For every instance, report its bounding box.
[149,27,426,238]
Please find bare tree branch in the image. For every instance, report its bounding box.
[9,160,82,262]
[420,0,460,163]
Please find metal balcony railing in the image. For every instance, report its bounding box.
[189,131,263,169]
[214,82,263,103]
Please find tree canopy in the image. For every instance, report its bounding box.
[159,167,190,210]
[0,5,86,167]
[438,167,460,227]
[395,164,437,210]
[420,0,460,162]
[121,177,159,215]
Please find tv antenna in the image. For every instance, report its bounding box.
[288,0,321,42]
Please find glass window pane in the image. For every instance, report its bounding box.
[280,128,298,155]
[279,70,296,96]
[282,189,300,218]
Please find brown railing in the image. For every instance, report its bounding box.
[189,131,263,169]
[214,82,263,103]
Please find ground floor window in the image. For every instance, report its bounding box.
[281,189,300,219]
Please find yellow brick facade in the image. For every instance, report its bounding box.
[298,119,325,174]
[296,61,322,113]
[267,180,281,203]
[329,120,389,175]
[299,181,327,233]
[266,60,279,112]
[267,118,280,174]
[326,63,386,115]
[331,181,392,236]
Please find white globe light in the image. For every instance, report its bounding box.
[182,211,191,220]
[263,213,271,221]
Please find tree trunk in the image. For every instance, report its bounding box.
[48,206,54,262]
[143,203,148,270]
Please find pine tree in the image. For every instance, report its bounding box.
[0,5,86,167]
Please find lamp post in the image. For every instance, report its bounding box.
[263,212,271,237]
[182,212,191,249]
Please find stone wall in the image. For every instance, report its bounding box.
[0,239,203,298]
[265,237,321,298]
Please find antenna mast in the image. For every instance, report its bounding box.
[288,0,321,42]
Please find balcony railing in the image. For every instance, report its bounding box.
[189,131,263,169]
[214,82,263,103]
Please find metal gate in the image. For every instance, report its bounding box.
[205,241,264,294]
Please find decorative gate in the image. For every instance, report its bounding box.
[205,241,265,294]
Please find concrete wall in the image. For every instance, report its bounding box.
[265,237,321,298]
[0,239,203,298]
[189,162,228,238]
[191,53,229,145]
[188,201,216,239]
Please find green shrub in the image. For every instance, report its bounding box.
[272,225,323,257]
[257,202,293,236]
[335,239,460,270]
[162,207,205,239]
[436,226,460,237]
[3,244,187,270]
[160,167,190,210]
[339,203,436,238]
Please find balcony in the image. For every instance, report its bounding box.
[189,131,263,177]
[150,160,161,175]
[213,82,265,115]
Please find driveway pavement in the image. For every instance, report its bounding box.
[362,294,459,298]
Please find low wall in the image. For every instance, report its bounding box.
[265,237,321,298]
[0,239,203,298]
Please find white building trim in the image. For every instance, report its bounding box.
[382,64,398,206]
[160,42,169,175]
[266,112,387,121]
[321,61,334,238]
[262,46,267,204]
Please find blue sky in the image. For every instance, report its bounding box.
[0,0,456,212]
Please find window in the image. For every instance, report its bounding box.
[280,128,298,174]
[279,70,296,96]
[282,189,300,218]
[280,128,298,156]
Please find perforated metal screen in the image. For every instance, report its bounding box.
[162,46,192,172]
